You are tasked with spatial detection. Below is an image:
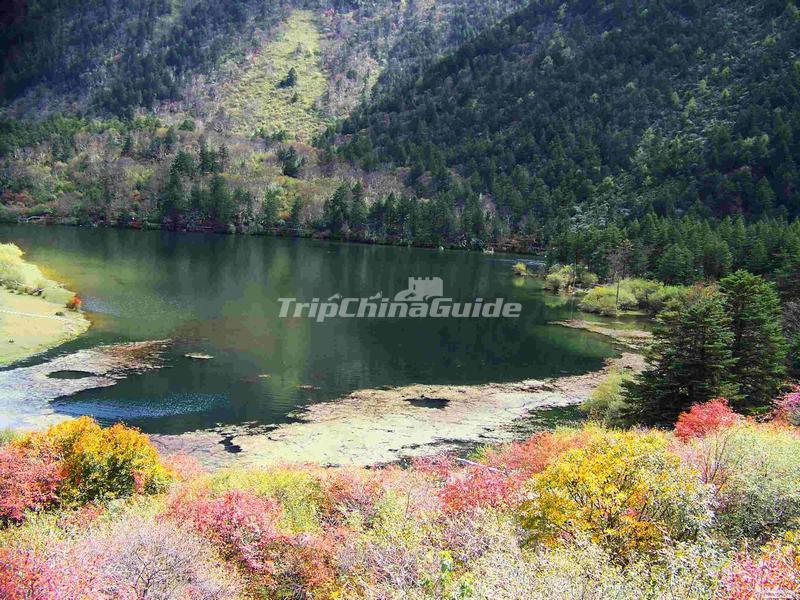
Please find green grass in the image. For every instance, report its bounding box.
[222,11,330,141]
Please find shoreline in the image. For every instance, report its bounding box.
[3,218,546,257]
[550,319,652,349]
[152,351,645,469]
[0,288,90,368]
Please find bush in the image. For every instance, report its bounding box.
[579,285,638,315]
[673,398,742,441]
[645,284,688,313]
[207,467,326,533]
[72,515,242,599]
[693,425,800,543]
[719,539,800,599]
[543,264,597,292]
[772,387,800,426]
[579,279,688,315]
[520,428,713,561]
[580,368,635,426]
[0,444,63,523]
[16,416,171,505]
[166,488,283,574]
[0,243,49,291]
[166,488,340,596]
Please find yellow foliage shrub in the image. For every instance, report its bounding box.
[520,428,712,561]
[17,417,171,504]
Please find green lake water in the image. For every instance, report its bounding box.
[0,225,616,434]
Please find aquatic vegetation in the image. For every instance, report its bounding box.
[3,414,800,597]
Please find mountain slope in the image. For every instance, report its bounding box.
[332,0,800,226]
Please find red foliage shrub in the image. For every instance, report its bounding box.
[773,387,800,426]
[719,543,800,599]
[0,547,55,600]
[65,295,81,311]
[674,398,741,442]
[166,489,284,574]
[439,468,527,513]
[481,431,583,475]
[166,488,343,596]
[320,469,384,523]
[0,546,102,600]
[0,444,63,523]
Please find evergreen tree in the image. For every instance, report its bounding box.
[262,188,281,228]
[161,163,185,221]
[624,288,738,426]
[349,182,368,236]
[657,244,696,284]
[208,174,233,225]
[323,184,350,236]
[719,271,787,410]
[288,198,304,230]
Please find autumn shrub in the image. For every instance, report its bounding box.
[70,515,243,599]
[674,398,742,441]
[166,487,343,596]
[520,428,713,561]
[581,368,635,427]
[16,416,171,505]
[207,467,325,533]
[719,538,800,599]
[0,243,49,291]
[772,387,800,426]
[440,467,526,514]
[166,488,283,573]
[335,489,439,596]
[0,515,242,600]
[466,536,723,600]
[319,468,386,527]
[0,443,63,523]
[696,425,800,543]
[0,547,67,600]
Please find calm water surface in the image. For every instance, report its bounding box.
[0,225,616,434]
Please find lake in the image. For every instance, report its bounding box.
[0,225,616,434]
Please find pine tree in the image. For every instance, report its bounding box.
[719,271,787,410]
[624,288,738,426]
[349,182,367,236]
[323,184,350,236]
[161,163,185,221]
[288,198,304,230]
[262,188,281,228]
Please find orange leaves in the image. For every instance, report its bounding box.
[4,416,171,514]
[520,429,713,561]
[674,398,742,441]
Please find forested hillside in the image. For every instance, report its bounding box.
[1,0,799,287]
[330,0,800,254]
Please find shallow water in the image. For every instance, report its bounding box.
[0,225,616,434]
